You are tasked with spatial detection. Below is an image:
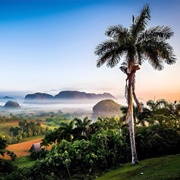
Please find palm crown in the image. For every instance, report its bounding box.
[95,4,176,71]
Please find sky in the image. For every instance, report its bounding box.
[0,0,179,104]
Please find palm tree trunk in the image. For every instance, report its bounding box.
[127,73,139,164]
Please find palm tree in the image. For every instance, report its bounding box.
[9,126,15,136]
[19,120,27,133]
[74,117,92,140]
[146,99,168,125]
[165,101,180,128]
[95,4,176,164]
[59,120,75,142]
[147,99,180,128]
[147,99,167,112]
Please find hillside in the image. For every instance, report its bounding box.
[97,154,180,180]
[4,101,21,109]
[93,99,121,118]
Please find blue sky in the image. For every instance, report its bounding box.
[0,0,180,103]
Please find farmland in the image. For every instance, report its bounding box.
[1,138,43,160]
[0,110,72,161]
[0,121,19,136]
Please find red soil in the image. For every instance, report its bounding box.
[1,138,42,160]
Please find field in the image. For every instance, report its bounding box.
[0,120,49,136]
[0,121,19,136]
[1,138,43,159]
[0,115,57,161]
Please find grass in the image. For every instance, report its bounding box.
[20,134,44,142]
[97,154,180,180]
[13,156,36,168]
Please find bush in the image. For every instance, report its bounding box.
[0,160,17,174]
[136,125,180,160]
[29,150,48,160]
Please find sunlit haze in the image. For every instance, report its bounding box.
[0,0,180,105]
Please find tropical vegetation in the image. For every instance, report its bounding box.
[1,113,179,179]
[0,136,16,161]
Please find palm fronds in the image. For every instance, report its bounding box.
[142,40,176,70]
[131,4,151,37]
[105,25,129,42]
[96,41,126,68]
[138,26,174,42]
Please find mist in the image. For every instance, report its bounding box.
[0,98,104,119]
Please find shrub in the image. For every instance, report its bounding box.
[0,160,17,174]
[29,150,48,160]
[136,125,180,160]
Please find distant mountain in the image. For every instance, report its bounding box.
[24,91,117,103]
[24,92,53,103]
[4,101,21,109]
[54,91,87,99]
[54,91,117,100]
[0,96,15,102]
[3,96,14,100]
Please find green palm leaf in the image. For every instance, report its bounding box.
[131,4,150,37]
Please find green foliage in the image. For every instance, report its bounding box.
[5,120,48,144]
[146,100,180,128]
[29,150,48,160]
[18,120,44,137]
[136,125,180,160]
[73,116,92,140]
[120,99,180,129]
[0,136,17,161]
[0,136,7,150]
[45,116,64,126]
[1,114,180,179]
[6,151,17,161]
[0,160,17,175]
[11,123,179,179]
[42,117,92,145]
